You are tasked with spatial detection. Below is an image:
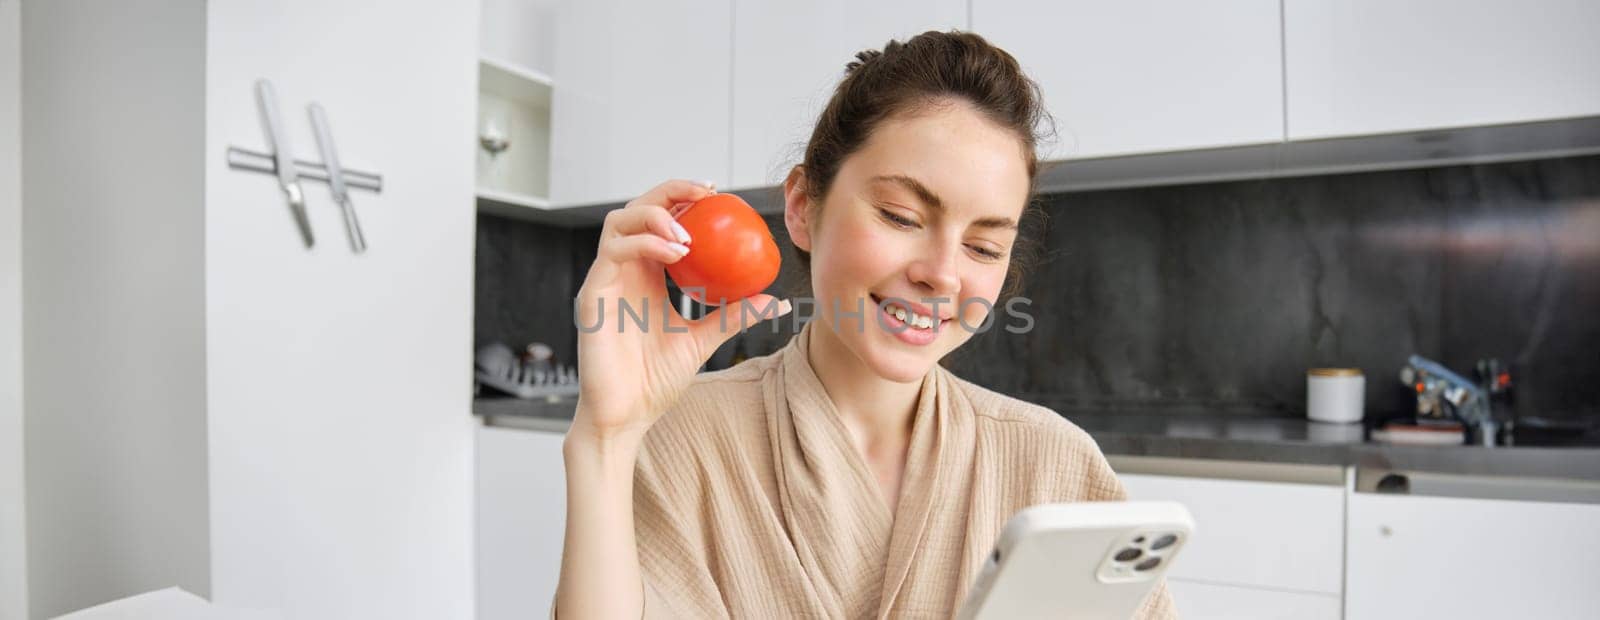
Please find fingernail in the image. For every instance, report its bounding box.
[668,242,690,256]
[778,299,793,316]
[670,221,692,244]
[698,179,718,191]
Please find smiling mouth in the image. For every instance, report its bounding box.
[869,294,949,331]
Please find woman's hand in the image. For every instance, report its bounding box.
[572,179,789,443]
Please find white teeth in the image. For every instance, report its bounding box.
[884,302,937,330]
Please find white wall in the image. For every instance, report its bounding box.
[1,1,29,619]
[21,2,211,618]
[203,1,478,617]
[19,1,477,616]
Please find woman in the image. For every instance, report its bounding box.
[556,30,1176,619]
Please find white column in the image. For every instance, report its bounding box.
[19,2,211,617]
[1,1,30,619]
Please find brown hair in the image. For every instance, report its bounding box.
[787,29,1054,300]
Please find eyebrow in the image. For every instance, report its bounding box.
[868,174,1019,231]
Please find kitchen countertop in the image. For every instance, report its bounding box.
[473,397,1600,482]
[1071,413,1600,482]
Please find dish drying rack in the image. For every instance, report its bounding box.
[475,342,580,401]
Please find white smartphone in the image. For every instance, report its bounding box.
[957,501,1194,620]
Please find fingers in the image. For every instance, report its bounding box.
[603,202,686,246]
[586,178,715,285]
[630,179,716,213]
[599,233,691,266]
[602,179,714,246]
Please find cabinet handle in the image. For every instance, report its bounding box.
[1375,473,1410,494]
[1356,468,1600,504]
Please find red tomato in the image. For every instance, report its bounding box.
[666,193,781,306]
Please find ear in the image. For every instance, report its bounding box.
[782,166,813,253]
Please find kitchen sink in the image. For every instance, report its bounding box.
[1501,416,1600,448]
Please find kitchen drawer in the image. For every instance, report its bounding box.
[1166,578,1341,620]
[1118,462,1345,595]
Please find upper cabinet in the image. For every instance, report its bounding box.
[547,0,733,207]
[516,0,1599,211]
[1284,0,1600,140]
[728,0,968,190]
[972,0,1285,160]
[479,0,557,76]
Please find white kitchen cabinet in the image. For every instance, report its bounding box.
[972,0,1284,161]
[1346,485,1600,619]
[22,2,477,617]
[1165,580,1340,620]
[479,0,556,77]
[1285,0,1600,140]
[1119,471,1345,595]
[1116,461,1346,619]
[547,0,733,207]
[477,426,568,620]
[728,0,968,189]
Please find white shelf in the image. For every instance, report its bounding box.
[478,56,553,106]
[476,55,552,213]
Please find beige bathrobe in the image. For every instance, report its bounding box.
[625,321,1175,618]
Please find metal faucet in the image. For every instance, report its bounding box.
[1399,355,1497,446]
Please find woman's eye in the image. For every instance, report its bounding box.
[969,245,1005,260]
[876,205,1005,260]
[877,208,918,229]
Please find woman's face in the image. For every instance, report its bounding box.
[785,100,1032,383]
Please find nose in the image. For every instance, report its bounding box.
[905,238,961,300]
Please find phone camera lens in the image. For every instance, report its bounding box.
[1135,557,1162,572]
[1150,534,1178,550]
[1114,548,1142,562]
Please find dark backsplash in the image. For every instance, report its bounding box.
[472,214,589,363]
[475,154,1600,421]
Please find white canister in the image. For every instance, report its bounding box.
[1307,368,1365,424]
